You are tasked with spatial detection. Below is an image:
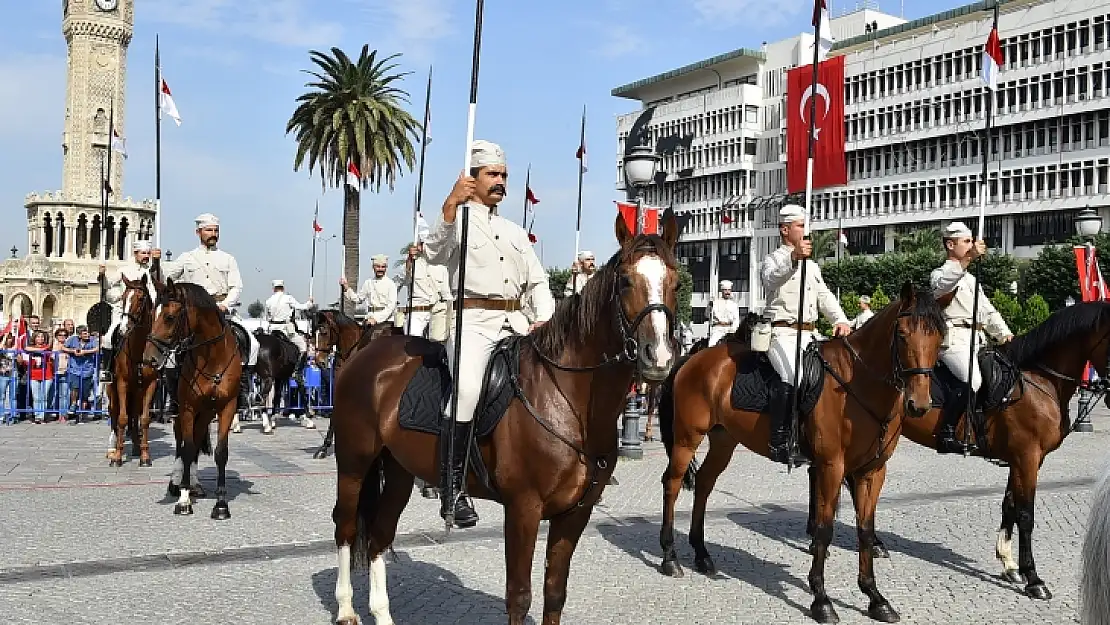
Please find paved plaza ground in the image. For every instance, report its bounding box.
[0,405,1106,624]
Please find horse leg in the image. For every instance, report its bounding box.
[848,465,899,623]
[362,454,416,625]
[109,383,128,467]
[334,439,383,625]
[842,473,889,559]
[689,427,738,576]
[173,406,197,515]
[809,461,846,624]
[138,377,158,467]
[995,470,1022,583]
[505,502,543,625]
[261,380,276,435]
[1012,454,1051,599]
[314,420,336,460]
[659,429,705,578]
[210,400,235,520]
[540,505,593,625]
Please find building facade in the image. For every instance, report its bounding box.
[613,0,1109,338]
[0,0,156,327]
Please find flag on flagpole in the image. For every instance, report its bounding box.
[346,161,361,189]
[812,0,834,61]
[159,78,181,125]
[981,24,1004,91]
[416,211,431,242]
[111,127,127,158]
[425,109,432,145]
[576,137,588,173]
[313,217,323,237]
[525,185,539,206]
[616,201,659,235]
[721,212,733,224]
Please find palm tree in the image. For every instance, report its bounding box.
[810,229,838,260]
[895,227,941,254]
[286,45,420,289]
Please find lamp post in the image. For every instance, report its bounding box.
[1074,206,1103,433]
[618,143,661,460]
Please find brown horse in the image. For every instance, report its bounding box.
[835,300,1110,601]
[144,280,242,519]
[106,274,160,467]
[658,282,951,623]
[329,211,680,625]
[310,309,399,460]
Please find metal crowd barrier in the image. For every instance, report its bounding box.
[250,356,337,417]
[0,348,107,423]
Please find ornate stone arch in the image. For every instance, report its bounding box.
[9,293,34,318]
[41,294,57,327]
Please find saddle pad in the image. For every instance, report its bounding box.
[930,349,1018,412]
[729,344,824,416]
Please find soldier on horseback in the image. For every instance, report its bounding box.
[98,239,157,383]
[340,255,397,326]
[400,241,452,339]
[263,279,314,353]
[563,250,597,297]
[761,204,850,464]
[930,221,1012,454]
[157,212,257,422]
[423,139,554,528]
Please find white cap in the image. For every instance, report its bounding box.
[719,280,733,289]
[944,221,973,239]
[470,140,506,169]
[272,279,284,288]
[778,204,805,224]
[195,213,219,228]
[132,240,152,252]
[859,295,871,304]
[578,250,594,261]
[370,254,389,265]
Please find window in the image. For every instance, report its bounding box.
[744,105,758,124]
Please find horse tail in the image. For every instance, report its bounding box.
[351,453,385,571]
[659,353,698,492]
[1081,462,1110,625]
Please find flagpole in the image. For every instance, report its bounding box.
[406,66,433,336]
[522,164,531,227]
[103,99,114,266]
[962,1,1000,454]
[572,105,586,294]
[309,202,319,301]
[154,35,162,249]
[445,0,485,531]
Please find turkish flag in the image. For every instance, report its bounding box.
[616,202,659,235]
[786,55,847,194]
[1075,245,1109,302]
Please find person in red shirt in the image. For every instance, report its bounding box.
[22,330,54,423]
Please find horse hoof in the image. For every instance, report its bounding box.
[210,501,231,520]
[232,426,242,434]
[1025,582,1052,600]
[313,449,329,460]
[108,458,122,468]
[304,420,317,430]
[1002,569,1024,584]
[174,503,193,516]
[871,543,890,559]
[868,601,900,623]
[660,559,684,578]
[139,458,153,468]
[263,427,274,435]
[167,483,181,497]
[336,617,360,625]
[811,600,839,624]
[694,555,717,576]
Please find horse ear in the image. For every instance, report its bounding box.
[614,210,634,248]
[660,207,679,251]
[900,280,914,304]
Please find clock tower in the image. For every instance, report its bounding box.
[0,0,155,326]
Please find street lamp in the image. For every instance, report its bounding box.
[1074,205,1103,433]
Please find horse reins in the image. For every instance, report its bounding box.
[147,293,239,394]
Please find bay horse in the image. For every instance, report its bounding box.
[254,330,308,434]
[841,300,1110,601]
[106,273,159,467]
[1081,460,1110,625]
[658,282,951,623]
[329,210,680,625]
[310,309,400,460]
[144,279,242,519]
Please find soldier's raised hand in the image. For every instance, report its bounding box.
[969,239,987,260]
[792,239,812,261]
[151,249,162,259]
[442,172,477,223]
[339,276,348,289]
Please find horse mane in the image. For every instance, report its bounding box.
[847,287,947,340]
[316,308,359,328]
[1002,301,1110,367]
[532,234,677,357]
[161,281,220,312]
[1081,462,1110,625]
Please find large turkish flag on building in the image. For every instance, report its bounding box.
[786,55,847,194]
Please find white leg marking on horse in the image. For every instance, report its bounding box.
[303,414,316,429]
[171,456,184,485]
[335,545,357,623]
[635,256,675,370]
[996,528,1018,574]
[177,483,192,507]
[231,412,242,433]
[369,555,393,625]
[190,460,201,486]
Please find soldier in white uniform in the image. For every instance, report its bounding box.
[708,280,741,346]
[930,221,1013,453]
[849,295,875,330]
[341,255,397,325]
[563,250,597,297]
[761,204,850,463]
[157,212,258,421]
[399,242,452,339]
[424,139,555,528]
[263,279,314,353]
[98,239,158,381]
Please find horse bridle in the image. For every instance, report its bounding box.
[146,294,232,374]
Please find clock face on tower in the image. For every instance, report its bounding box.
[94,0,118,11]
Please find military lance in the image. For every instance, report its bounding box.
[405,67,433,336]
[444,0,486,532]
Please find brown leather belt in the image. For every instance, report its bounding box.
[461,298,521,312]
[404,305,433,313]
[953,322,984,330]
[369,306,385,312]
[772,321,815,331]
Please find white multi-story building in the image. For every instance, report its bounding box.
[614,0,1110,339]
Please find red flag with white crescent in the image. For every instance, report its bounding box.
[785,55,847,194]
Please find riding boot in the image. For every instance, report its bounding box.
[100,348,117,383]
[237,365,253,417]
[937,388,975,454]
[768,382,796,464]
[164,367,180,415]
[439,421,479,528]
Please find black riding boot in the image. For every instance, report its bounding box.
[439,421,479,528]
[937,389,976,454]
[238,365,253,417]
[100,348,117,383]
[164,367,180,415]
[768,382,797,465]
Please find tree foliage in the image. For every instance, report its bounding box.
[548,266,571,301]
[677,263,693,325]
[247,300,264,318]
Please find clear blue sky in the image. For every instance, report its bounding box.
[0,0,961,305]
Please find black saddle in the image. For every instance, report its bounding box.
[730,341,825,417]
[929,347,1020,413]
[227,321,251,365]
